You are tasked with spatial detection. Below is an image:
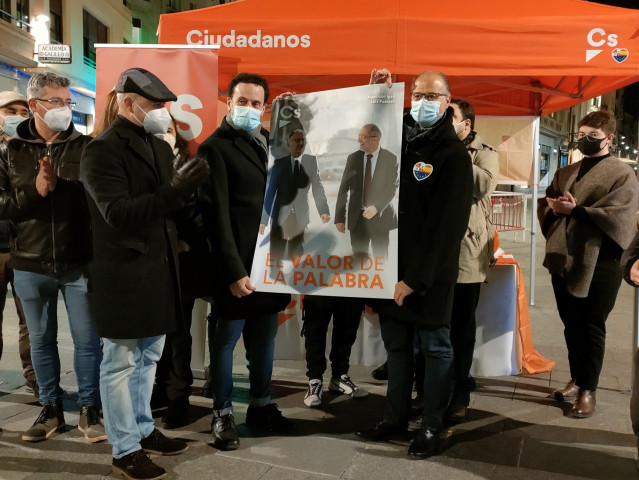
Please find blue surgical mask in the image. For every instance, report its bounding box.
[0,115,24,137]
[410,99,442,127]
[232,105,263,131]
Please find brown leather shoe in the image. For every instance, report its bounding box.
[444,404,467,424]
[553,379,579,401]
[570,389,596,418]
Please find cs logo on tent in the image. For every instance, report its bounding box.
[612,48,629,63]
[413,162,433,181]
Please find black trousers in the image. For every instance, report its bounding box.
[303,296,364,380]
[551,260,621,391]
[449,282,481,406]
[156,296,195,403]
[0,251,33,380]
[156,250,211,403]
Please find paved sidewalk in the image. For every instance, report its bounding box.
[0,227,638,479]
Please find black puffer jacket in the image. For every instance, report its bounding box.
[0,118,92,274]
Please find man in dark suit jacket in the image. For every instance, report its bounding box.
[197,73,294,453]
[335,124,398,260]
[260,129,330,261]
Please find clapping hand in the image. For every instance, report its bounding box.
[36,157,57,197]
[547,191,577,216]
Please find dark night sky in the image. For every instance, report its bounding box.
[589,0,639,7]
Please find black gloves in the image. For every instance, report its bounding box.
[170,156,209,196]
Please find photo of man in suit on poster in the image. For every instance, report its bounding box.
[335,124,399,260]
[260,129,331,262]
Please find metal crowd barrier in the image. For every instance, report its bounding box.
[491,192,527,241]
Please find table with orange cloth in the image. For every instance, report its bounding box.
[271,254,555,376]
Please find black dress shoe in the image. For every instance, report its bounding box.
[357,420,406,442]
[211,413,240,451]
[161,398,190,429]
[246,404,296,433]
[408,427,441,459]
[371,362,388,381]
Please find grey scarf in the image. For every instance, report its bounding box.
[226,112,268,153]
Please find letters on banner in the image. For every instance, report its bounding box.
[94,46,218,155]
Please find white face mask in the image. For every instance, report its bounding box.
[0,115,24,137]
[37,103,72,132]
[155,132,176,151]
[454,120,467,137]
[133,101,172,134]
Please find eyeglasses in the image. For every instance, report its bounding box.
[358,135,379,140]
[36,98,76,108]
[411,92,448,102]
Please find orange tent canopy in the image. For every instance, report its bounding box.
[158,0,639,115]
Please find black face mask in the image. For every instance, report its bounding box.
[577,135,606,156]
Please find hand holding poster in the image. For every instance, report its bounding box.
[250,83,404,299]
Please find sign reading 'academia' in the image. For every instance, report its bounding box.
[37,44,72,64]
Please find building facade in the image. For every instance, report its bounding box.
[0,0,132,132]
[0,0,230,133]
[126,0,229,45]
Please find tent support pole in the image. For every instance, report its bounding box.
[530,116,540,305]
[633,123,639,389]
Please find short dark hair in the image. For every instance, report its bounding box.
[362,123,382,138]
[227,73,269,104]
[451,98,475,130]
[578,110,616,136]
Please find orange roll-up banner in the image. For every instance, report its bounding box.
[94,45,218,156]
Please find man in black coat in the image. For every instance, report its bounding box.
[358,70,473,459]
[81,68,208,480]
[197,73,293,452]
[335,123,398,259]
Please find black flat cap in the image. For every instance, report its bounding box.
[114,67,177,102]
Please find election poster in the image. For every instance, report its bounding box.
[250,83,404,299]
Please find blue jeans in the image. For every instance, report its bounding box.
[101,336,165,459]
[211,313,278,414]
[13,267,101,406]
[379,315,453,431]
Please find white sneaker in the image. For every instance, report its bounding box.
[329,374,368,398]
[304,379,323,407]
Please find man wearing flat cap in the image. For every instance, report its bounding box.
[81,67,208,480]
